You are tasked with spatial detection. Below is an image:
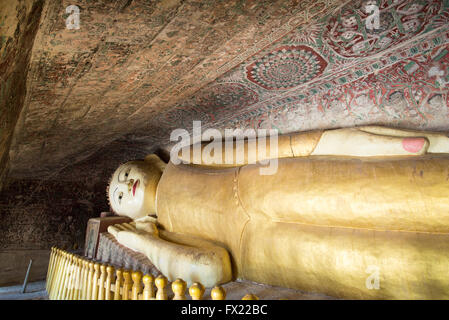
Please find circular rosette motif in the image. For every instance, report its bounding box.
[246,45,327,90]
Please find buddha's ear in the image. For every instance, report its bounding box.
[144,154,166,173]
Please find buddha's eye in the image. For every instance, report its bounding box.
[118,192,123,204]
[118,167,131,182]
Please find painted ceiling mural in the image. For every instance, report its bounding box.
[5,0,449,178]
[143,0,449,144]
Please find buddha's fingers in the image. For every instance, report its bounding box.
[107,225,120,237]
[115,224,129,231]
[121,223,136,231]
[129,221,137,228]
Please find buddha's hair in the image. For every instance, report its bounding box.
[106,173,117,215]
[106,179,114,215]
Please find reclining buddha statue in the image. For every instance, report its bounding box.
[106,126,449,299]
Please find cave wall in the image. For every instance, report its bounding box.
[0,139,149,286]
[0,0,46,286]
[0,0,44,190]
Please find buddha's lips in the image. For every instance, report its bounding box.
[132,180,139,197]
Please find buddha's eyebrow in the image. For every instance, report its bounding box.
[113,187,118,205]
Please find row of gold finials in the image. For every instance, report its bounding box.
[46,247,260,300]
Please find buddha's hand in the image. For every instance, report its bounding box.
[107,218,159,253]
[109,217,233,287]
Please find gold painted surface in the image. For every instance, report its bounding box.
[176,131,324,166]
[156,162,249,277]
[238,156,449,233]
[241,221,449,299]
[155,155,449,298]
[142,155,166,215]
[290,130,323,156]
[177,135,292,166]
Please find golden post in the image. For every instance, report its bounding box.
[81,260,89,300]
[131,271,143,300]
[142,274,155,300]
[114,268,123,300]
[86,261,94,300]
[73,257,83,300]
[122,270,132,300]
[91,263,101,300]
[61,253,71,299]
[46,247,55,291]
[105,265,115,300]
[211,286,226,300]
[172,279,187,300]
[155,275,168,300]
[189,283,205,300]
[242,294,259,300]
[98,264,107,300]
[52,251,65,299]
[66,254,77,300]
[48,248,61,297]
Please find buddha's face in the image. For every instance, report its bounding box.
[108,161,154,220]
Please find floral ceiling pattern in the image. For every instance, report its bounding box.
[143,0,449,144]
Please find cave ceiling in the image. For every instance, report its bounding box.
[6,0,449,178]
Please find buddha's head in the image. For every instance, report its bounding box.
[107,154,166,220]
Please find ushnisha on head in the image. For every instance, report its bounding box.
[107,154,166,220]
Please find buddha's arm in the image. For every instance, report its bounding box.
[108,220,232,287]
[176,130,323,165]
[175,127,449,165]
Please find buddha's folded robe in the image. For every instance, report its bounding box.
[156,163,247,276]
[242,220,449,299]
[156,156,449,298]
[238,155,449,233]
